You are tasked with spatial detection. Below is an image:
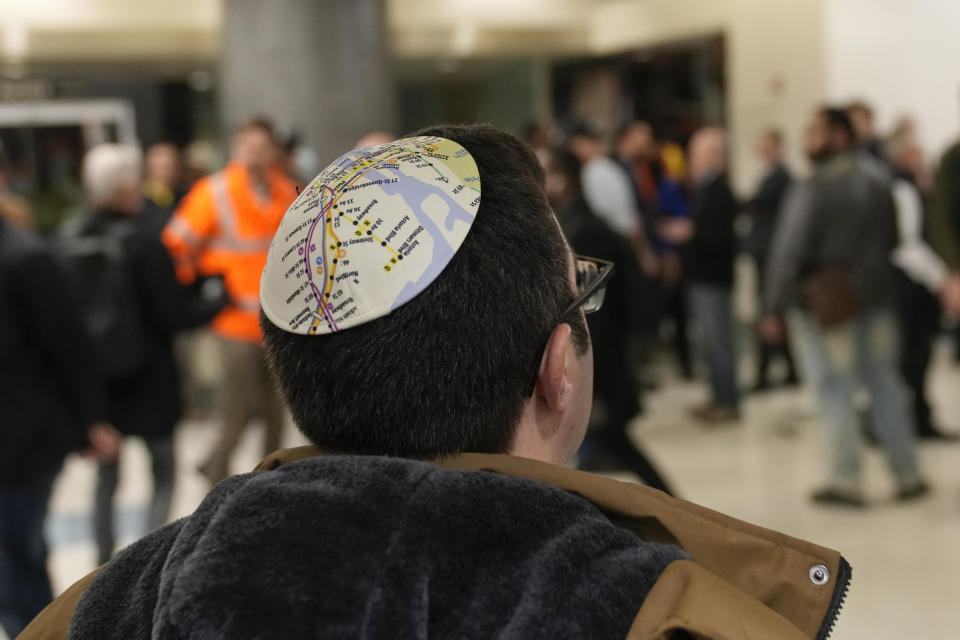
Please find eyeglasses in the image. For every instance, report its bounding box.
[562,255,615,316]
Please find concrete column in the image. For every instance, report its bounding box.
[221,0,395,162]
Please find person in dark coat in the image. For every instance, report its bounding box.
[0,218,119,637]
[660,127,740,423]
[546,148,673,494]
[743,129,798,390]
[72,145,226,564]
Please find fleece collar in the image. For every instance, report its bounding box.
[258,447,851,639]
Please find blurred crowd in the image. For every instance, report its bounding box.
[3,97,960,634]
[527,99,960,510]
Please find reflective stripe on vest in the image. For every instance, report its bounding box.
[232,295,262,312]
[209,172,274,254]
[167,216,203,248]
[210,172,238,238]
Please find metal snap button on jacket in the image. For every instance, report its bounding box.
[809,564,830,585]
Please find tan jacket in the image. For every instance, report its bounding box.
[21,447,849,639]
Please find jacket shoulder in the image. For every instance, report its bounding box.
[441,453,848,640]
[626,560,810,639]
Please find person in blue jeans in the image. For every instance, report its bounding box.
[789,311,923,501]
[764,107,927,506]
[0,216,119,637]
[660,127,741,424]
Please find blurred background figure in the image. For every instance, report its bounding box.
[847,100,886,162]
[0,144,33,230]
[617,121,689,224]
[163,117,297,485]
[661,127,740,424]
[546,148,673,494]
[566,121,656,276]
[523,121,553,168]
[57,144,226,564]
[0,212,118,637]
[617,120,693,381]
[742,128,799,391]
[933,95,960,320]
[141,142,185,235]
[764,107,926,507]
[885,129,955,440]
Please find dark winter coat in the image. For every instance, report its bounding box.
[74,210,224,438]
[683,174,739,288]
[25,449,852,639]
[0,220,103,483]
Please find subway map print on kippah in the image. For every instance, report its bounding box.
[260,136,481,335]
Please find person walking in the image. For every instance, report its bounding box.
[764,107,928,506]
[163,118,298,483]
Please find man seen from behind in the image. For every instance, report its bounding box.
[26,124,850,640]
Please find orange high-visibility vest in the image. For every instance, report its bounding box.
[162,163,297,343]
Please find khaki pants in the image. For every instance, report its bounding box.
[201,338,285,483]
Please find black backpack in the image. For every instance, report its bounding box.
[57,218,148,378]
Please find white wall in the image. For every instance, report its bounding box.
[591,0,829,192]
[826,0,960,162]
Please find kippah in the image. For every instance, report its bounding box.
[261,136,481,334]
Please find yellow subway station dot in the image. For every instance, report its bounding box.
[383,264,392,272]
[355,230,362,237]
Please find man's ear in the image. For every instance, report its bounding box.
[535,323,574,411]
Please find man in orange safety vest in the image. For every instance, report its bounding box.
[163,118,298,483]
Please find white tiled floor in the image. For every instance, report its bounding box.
[33,342,960,639]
